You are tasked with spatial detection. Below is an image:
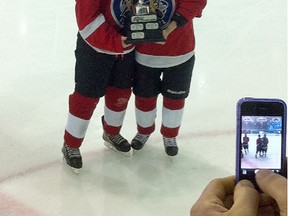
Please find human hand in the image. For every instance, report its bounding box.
[155,29,168,45]
[190,172,287,216]
[155,30,167,45]
[256,170,287,216]
[190,176,259,216]
[121,36,132,48]
[155,21,177,45]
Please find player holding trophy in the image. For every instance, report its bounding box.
[131,0,207,156]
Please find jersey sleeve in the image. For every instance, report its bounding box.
[176,0,207,21]
[75,0,124,53]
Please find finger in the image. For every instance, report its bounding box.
[230,180,259,215]
[259,193,275,207]
[190,176,236,215]
[223,195,234,209]
[155,41,166,45]
[122,41,132,48]
[257,206,275,216]
[256,170,287,215]
[201,176,236,202]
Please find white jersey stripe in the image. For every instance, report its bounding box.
[162,107,184,128]
[135,51,195,68]
[79,14,105,39]
[65,113,90,139]
[135,107,157,128]
[79,13,134,55]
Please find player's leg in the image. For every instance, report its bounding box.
[62,34,111,171]
[102,51,135,153]
[161,56,195,156]
[131,63,162,151]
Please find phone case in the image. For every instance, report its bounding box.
[236,97,287,183]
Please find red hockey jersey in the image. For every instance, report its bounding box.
[135,0,207,68]
[75,0,134,55]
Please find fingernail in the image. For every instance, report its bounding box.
[256,170,273,179]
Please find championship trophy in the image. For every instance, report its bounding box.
[124,0,165,44]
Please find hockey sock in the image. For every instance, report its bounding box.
[161,97,185,138]
[135,96,158,135]
[103,87,132,135]
[64,92,99,148]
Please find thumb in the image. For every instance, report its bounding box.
[256,170,287,216]
[229,180,259,215]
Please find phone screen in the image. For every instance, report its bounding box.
[236,98,287,184]
[240,116,282,173]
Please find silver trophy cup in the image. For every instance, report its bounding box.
[125,0,164,43]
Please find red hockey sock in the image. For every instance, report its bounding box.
[135,96,158,135]
[69,92,99,119]
[161,97,185,138]
[103,87,132,135]
[64,92,99,148]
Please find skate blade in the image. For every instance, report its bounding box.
[70,167,80,175]
[62,157,80,175]
[132,149,139,156]
[104,142,132,157]
[166,155,176,162]
[165,151,178,161]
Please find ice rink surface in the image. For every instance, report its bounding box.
[241,134,282,169]
[0,0,287,215]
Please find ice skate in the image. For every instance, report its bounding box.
[163,137,178,156]
[103,132,131,156]
[62,143,82,174]
[101,115,131,156]
[131,133,150,153]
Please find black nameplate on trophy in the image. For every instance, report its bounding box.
[124,12,165,44]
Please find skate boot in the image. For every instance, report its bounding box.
[101,115,131,154]
[62,143,82,174]
[102,131,131,153]
[163,137,178,156]
[131,133,150,151]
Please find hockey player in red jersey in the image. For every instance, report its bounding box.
[131,0,207,156]
[242,133,250,154]
[62,0,135,172]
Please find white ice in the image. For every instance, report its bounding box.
[241,134,282,169]
[0,0,287,216]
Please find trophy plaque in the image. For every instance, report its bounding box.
[124,0,165,44]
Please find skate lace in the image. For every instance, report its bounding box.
[163,137,177,147]
[66,146,81,158]
[134,133,150,143]
[109,134,126,145]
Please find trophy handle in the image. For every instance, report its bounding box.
[149,0,156,12]
[125,0,133,11]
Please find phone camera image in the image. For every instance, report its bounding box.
[240,116,282,174]
[236,98,287,184]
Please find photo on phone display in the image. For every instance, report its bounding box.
[236,98,287,184]
[240,116,282,171]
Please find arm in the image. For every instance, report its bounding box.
[75,0,124,53]
[159,0,207,43]
[176,0,207,21]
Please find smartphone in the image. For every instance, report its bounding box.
[236,97,287,187]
